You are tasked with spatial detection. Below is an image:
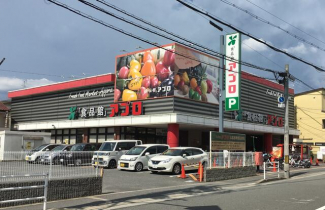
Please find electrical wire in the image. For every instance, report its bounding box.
[297,124,324,140]
[48,0,281,82]
[79,0,281,75]
[176,0,325,73]
[220,0,325,53]
[297,107,322,126]
[245,0,325,46]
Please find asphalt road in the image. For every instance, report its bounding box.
[5,166,325,210]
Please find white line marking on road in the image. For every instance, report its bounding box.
[316,206,325,210]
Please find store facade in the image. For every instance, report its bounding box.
[8,73,299,153]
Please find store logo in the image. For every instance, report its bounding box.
[68,106,78,120]
[68,102,143,120]
[228,35,237,46]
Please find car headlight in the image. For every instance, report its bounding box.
[130,157,137,161]
[162,158,172,163]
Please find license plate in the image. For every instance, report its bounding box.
[41,159,44,162]
[152,165,157,168]
[95,162,98,165]
[25,157,28,161]
[60,159,63,162]
[120,163,125,167]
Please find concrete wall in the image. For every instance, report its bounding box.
[206,166,256,182]
[0,177,102,208]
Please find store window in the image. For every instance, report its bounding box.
[121,127,167,144]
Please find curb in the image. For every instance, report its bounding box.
[256,177,285,184]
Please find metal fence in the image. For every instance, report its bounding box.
[209,152,257,169]
[0,151,100,183]
[0,173,49,210]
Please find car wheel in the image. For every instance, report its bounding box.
[151,171,158,174]
[74,159,82,166]
[108,160,117,169]
[135,162,143,172]
[172,163,181,175]
[34,157,41,164]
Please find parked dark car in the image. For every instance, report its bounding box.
[40,144,72,165]
[60,143,101,166]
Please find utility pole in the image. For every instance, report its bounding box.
[219,35,224,133]
[283,64,290,178]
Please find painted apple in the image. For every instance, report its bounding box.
[118,66,129,79]
[156,61,170,81]
[137,87,149,99]
[195,86,202,95]
[150,76,159,88]
[178,80,185,90]
[207,79,213,93]
[142,77,150,88]
[114,89,121,101]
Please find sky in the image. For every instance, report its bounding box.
[1,0,325,100]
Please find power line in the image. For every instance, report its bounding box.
[0,68,92,79]
[176,0,325,73]
[48,0,281,82]
[245,0,325,46]
[297,107,322,126]
[79,0,281,75]
[220,0,325,53]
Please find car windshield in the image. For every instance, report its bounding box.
[126,146,146,155]
[70,144,85,151]
[51,145,65,151]
[98,142,116,151]
[31,144,48,152]
[161,149,183,156]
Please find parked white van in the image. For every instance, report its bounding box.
[118,144,169,172]
[91,140,142,168]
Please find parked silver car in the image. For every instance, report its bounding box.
[40,145,72,165]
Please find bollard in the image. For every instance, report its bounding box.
[197,162,201,176]
[199,163,203,182]
[213,158,216,167]
[310,157,313,165]
[180,164,186,179]
[316,159,319,166]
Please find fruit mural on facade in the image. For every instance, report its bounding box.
[115,44,219,104]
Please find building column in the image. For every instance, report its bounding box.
[264,133,273,153]
[167,124,179,147]
[82,128,88,143]
[114,127,121,140]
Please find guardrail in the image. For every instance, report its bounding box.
[263,161,280,180]
[0,173,49,210]
[209,152,256,169]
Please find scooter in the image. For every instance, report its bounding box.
[290,156,311,168]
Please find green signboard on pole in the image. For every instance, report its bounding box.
[225,33,241,111]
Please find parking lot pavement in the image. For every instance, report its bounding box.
[102,168,200,193]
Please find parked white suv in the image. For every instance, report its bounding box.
[25,144,61,163]
[91,140,142,168]
[118,144,169,172]
[148,147,208,174]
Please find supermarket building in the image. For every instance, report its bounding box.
[7,72,299,153]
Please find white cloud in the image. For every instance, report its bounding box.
[242,38,269,52]
[0,77,55,92]
[283,42,318,55]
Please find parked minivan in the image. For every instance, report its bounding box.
[61,143,101,166]
[91,140,142,168]
[25,144,61,163]
[118,144,169,172]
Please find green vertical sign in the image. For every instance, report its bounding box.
[225,33,241,111]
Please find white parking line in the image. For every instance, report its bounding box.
[315,206,325,210]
